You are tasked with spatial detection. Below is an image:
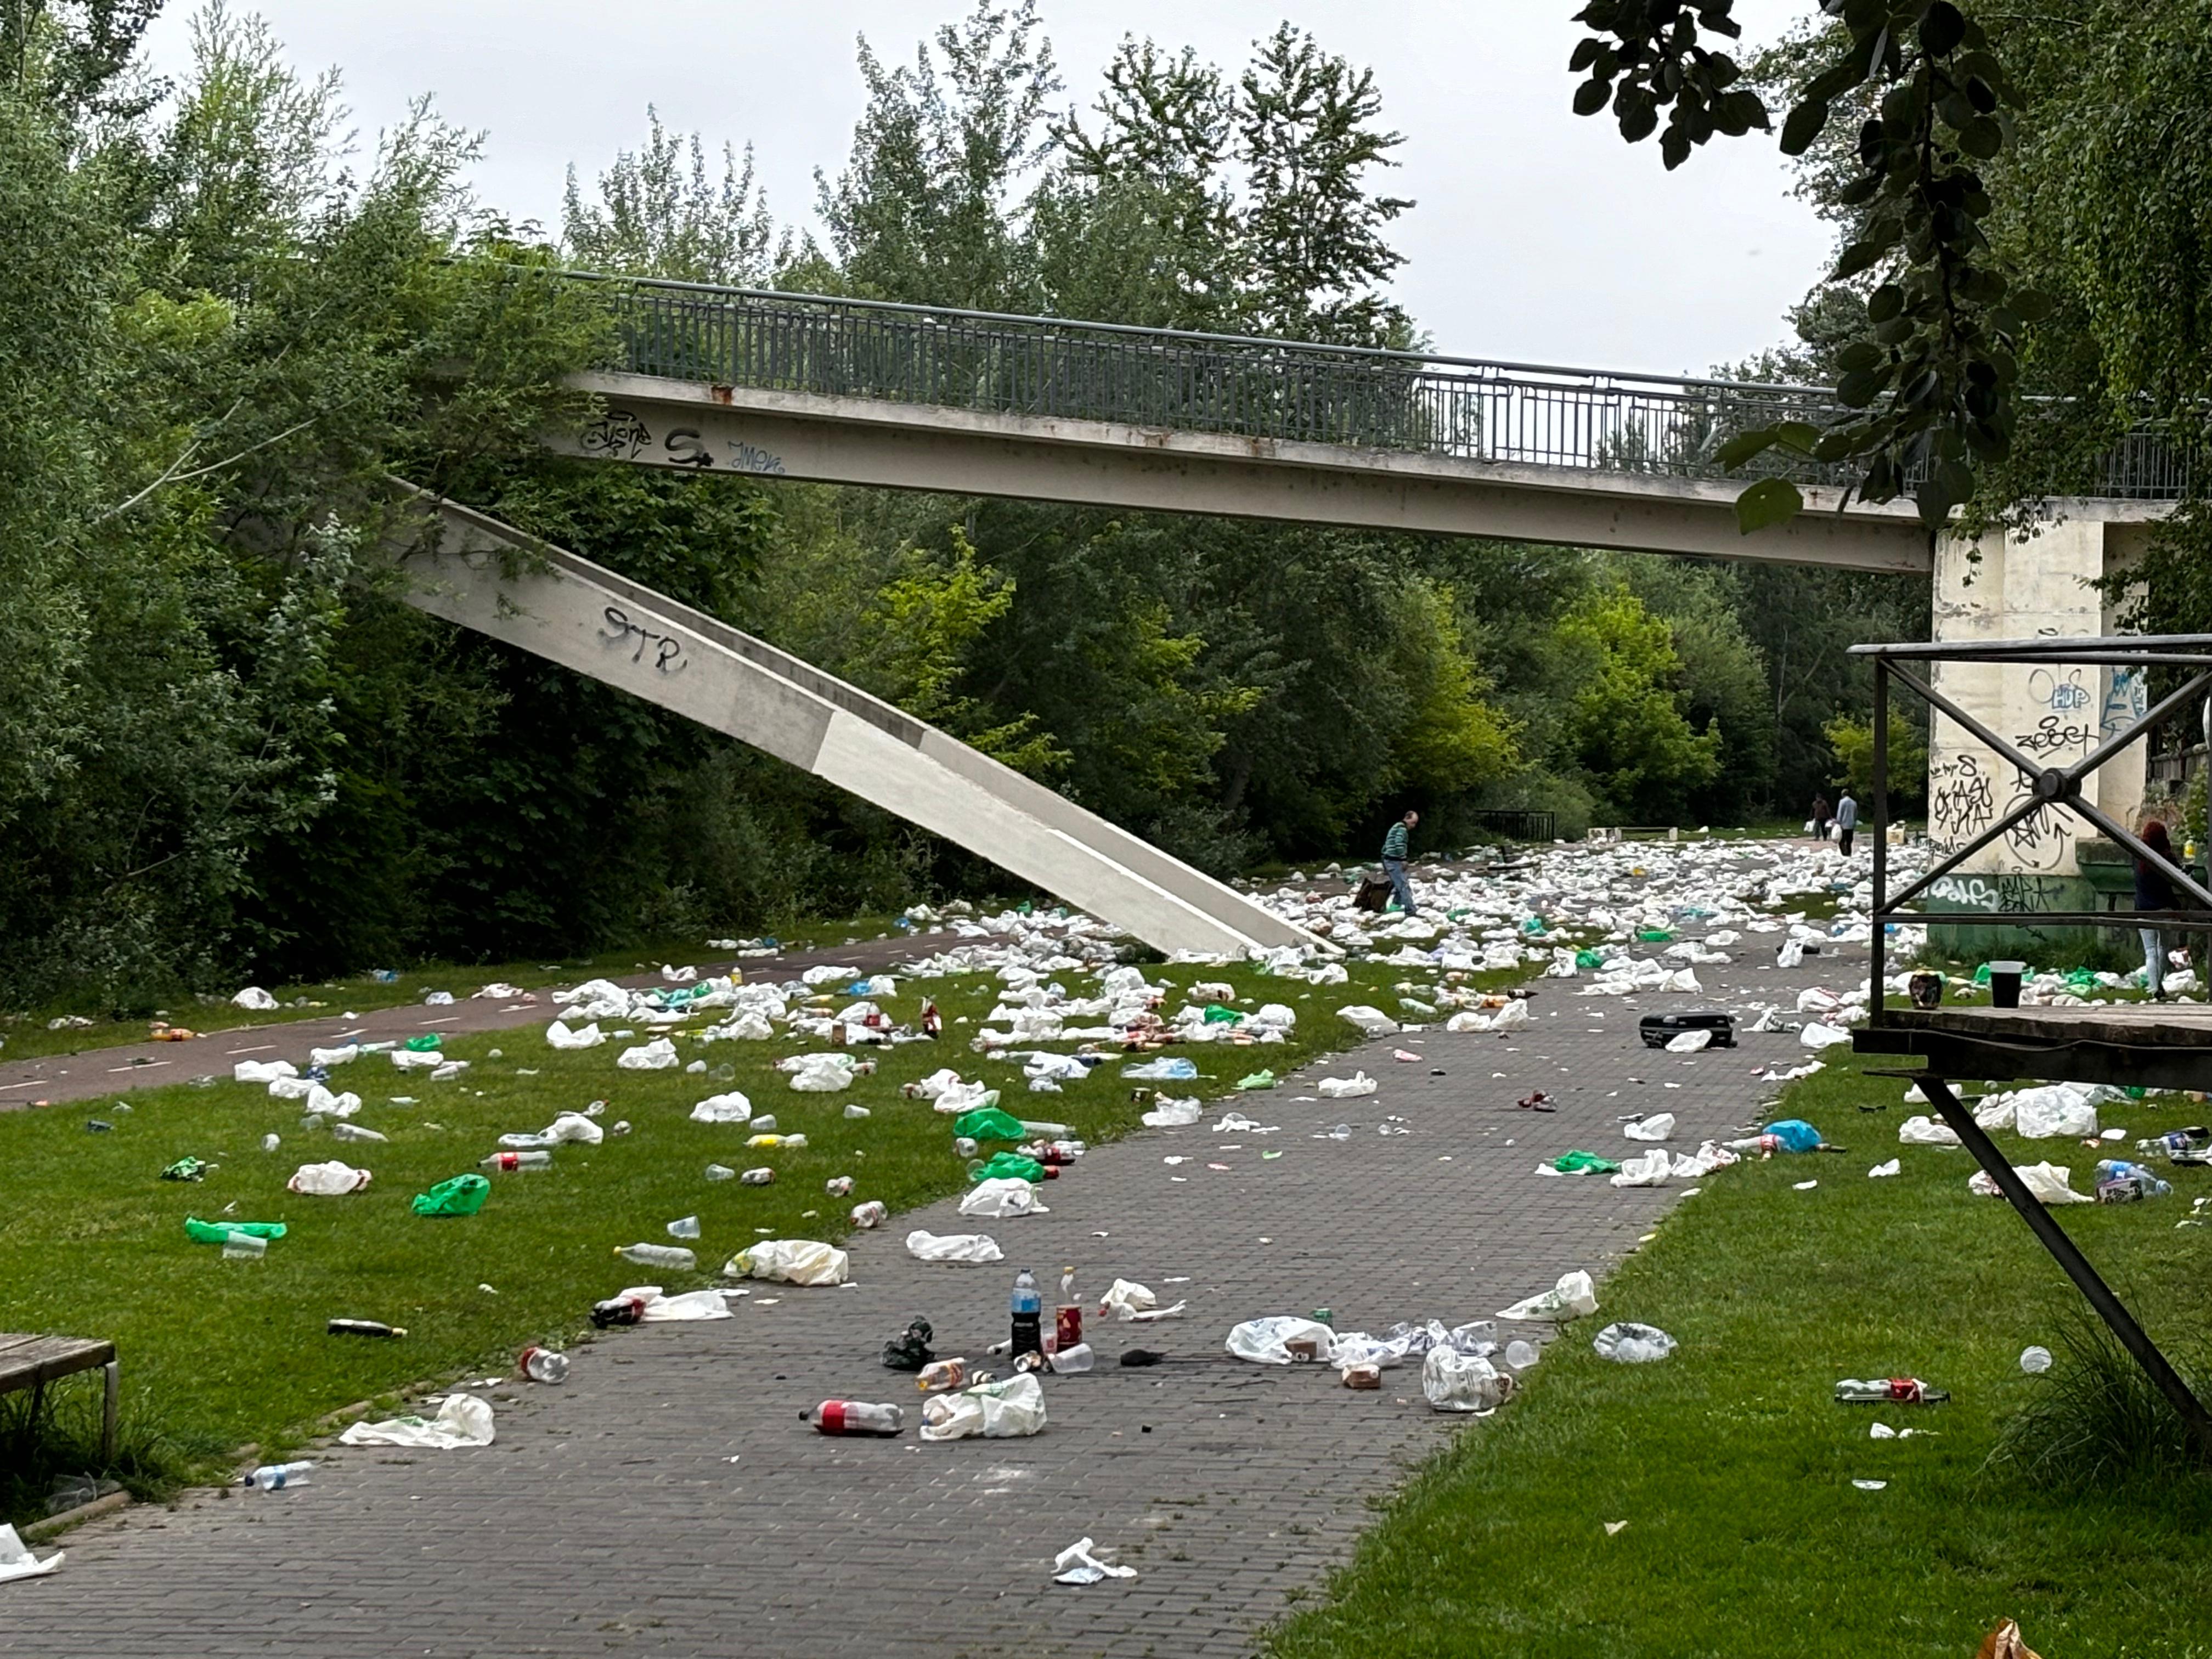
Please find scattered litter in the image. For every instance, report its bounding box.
[1869,1159,1901,1178]
[1623,1113,1675,1141]
[2019,1345,2053,1374]
[727,1240,849,1286]
[1592,1322,1677,1363]
[289,1160,371,1196]
[0,1524,63,1583]
[1968,1163,2094,1205]
[906,1231,1003,1264]
[920,1372,1047,1440]
[339,1393,495,1449]
[960,1178,1047,1220]
[615,1038,680,1070]
[1318,1073,1377,1098]
[1851,1479,1887,1491]
[1052,1537,1137,1585]
[1899,1115,1960,1146]
[412,1174,488,1216]
[1497,1271,1598,1321]
[1423,1347,1515,1412]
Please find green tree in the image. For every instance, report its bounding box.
[562,107,782,285]
[1550,586,1722,823]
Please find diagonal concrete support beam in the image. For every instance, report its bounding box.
[377,484,1327,960]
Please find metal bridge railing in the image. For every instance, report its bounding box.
[557,272,2187,501]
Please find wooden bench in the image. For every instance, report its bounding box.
[0,1333,117,1463]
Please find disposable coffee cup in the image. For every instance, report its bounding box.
[1989,961,2026,1009]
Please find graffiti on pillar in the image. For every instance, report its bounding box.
[2102,667,2147,737]
[2002,780,2074,870]
[599,605,687,674]
[1927,753,1994,852]
[1928,873,2072,912]
[724,439,787,475]
[2014,713,2094,759]
[578,407,653,461]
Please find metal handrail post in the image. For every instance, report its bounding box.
[1872,659,1889,1026]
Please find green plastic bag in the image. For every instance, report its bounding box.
[1201,1003,1244,1024]
[1522,916,1545,934]
[403,1033,442,1053]
[411,1173,488,1217]
[185,1216,285,1244]
[1971,962,1994,985]
[160,1157,210,1182]
[952,1105,1026,1142]
[1549,1150,1621,1175]
[1237,1069,1277,1091]
[1637,929,1673,944]
[968,1150,1045,1184]
[1575,949,1604,970]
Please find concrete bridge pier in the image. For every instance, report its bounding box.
[1922,515,2162,956]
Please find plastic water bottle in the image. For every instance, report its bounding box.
[519,1346,569,1385]
[704,1164,737,1182]
[825,1176,855,1196]
[480,1150,551,1172]
[326,1318,406,1339]
[616,1243,696,1270]
[850,1200,888,1229]
[241,1461,314,1491]
[1011,1267,1043,1358]
[2136,1127,2211,1161]
[804,1401,905,1436]
[844,1103,871,1119]
[666,1215,701,1239]
[917,1358,968,1392]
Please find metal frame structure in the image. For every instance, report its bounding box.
[540,270,2188,502]
[1851,633,2212,1459]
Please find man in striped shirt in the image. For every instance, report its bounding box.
[1380,810,1419,917]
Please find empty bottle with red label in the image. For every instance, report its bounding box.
[479,1150,551,1172]
[591,1295,648,1329]
[519,1346,569,1384]
[804,1400,905,1436]
[616,1243,696,1270]
[917,1358,967,1392]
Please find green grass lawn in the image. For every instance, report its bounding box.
[0,951,1443,1522]
[1268,1048,2212,1659]
[0,916,935,1065]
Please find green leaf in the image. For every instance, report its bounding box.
[1771,421,1820,455]
[1866,284,1905,324]
[1914,473,1958,529]
[1959,115,2002,159]
[1813,431,1860,463]
[2013,290,2057,323]
[1569,38,1601,73]
[1832,241,1884,280]
[1660,126,1691,170]
[1736,477,1804,535]
[1780,99,1829,156]
[1837,365,1891,408]
[1573,77,1613,117]
[1919,2,1967,57]
[1836,341,1883,373]
[1805,58,1870,103]
[1717,428,1780,471]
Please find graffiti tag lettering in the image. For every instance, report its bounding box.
[599,605,686,674]
[579,408,652,460]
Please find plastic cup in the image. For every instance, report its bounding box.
[1988,960,2026,1009]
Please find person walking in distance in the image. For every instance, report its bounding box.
[1380,810,1419,917]
[2135,818,2179,1000]
[1834,790,1859,856]
[1809,792,1831,840]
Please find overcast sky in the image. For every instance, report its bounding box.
[141,0,1833,377]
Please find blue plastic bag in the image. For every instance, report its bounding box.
[1763,1118,1824,1153]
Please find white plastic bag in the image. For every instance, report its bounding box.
[302,1085,361,1119]
[1421,1346,1516,1413]
[1318,1072,1378,1098]
[617,1285,732,1322]
[0,1523,62,1583]
[905,1230,1003,1264]
[501,1110,602,1148]
[689,1091,752,1124]
[727,1239,849,1286]
[919,1371,1047,1441]
[1139,1095,1200,1127]
[1226,1316,1338,1364]
[233,1058,297,1085]
[1624,1113,1675,1142]
[1664,1028,1712,1053]
[232,986,278,1011]
[791,1054,857,1092]
[1593,1322,1677,1363]
[1336,1004,1401,1035]
[544,1020,604,1049]
[616,1038,679,1071]
[1800,1020,1851,1049]
[1099,1279,1156,1319]
[959,1177,1046,1219]
[1053,1536,1137,1584]
[1609,1150,1672,1188]
[1970,1162,2094,1205]
[287,1159,371,1195]
[2013,1086,2100,1140]
[1497,1270,1598,1322]
[1898,1115,1961,1146]
[339,1392,494,1449]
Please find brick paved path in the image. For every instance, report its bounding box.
[1,934,1859,1659]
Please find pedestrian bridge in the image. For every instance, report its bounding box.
[538,273,2181,575]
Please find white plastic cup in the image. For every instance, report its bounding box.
[667,1215,702,1239]
[222,1232,267,1261]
